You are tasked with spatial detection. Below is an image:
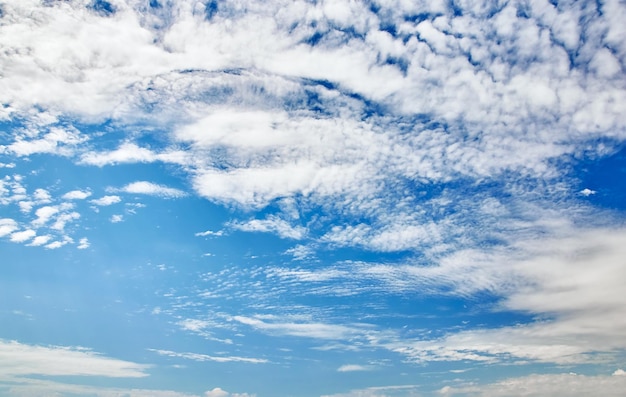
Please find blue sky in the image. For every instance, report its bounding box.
[1,0,626,396]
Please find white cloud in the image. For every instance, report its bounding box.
[195,229,224,237]
[204,388,256,397]
[10,229,36,243]
[321,385,421,397]
[91,195,122,206]
[62,190,92,200]
[5,127,86,157]
[77,237,90,249]
[229,216,306,239]
[0,339,149,377]
[148,349,267,364]
[28,235,52,247]
[580,188,596,196]
[0,218,18,237]
[115,181,187,198]
[0,376,203,397]
[284,244,315,260]
[613,369,626,376]
[51,211,80,231]
[337,364,371,372]
[232,315,367,340]
[110,214,124,223]
[45,236,73,250]
[205,388,229,397]
[31,205,60,227]
[439,373,626,397]
[80,142,190,167]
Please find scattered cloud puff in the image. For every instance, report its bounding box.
[0,218,18,237]
[80,142,190,167]
[62,189,92,200]
[91,195,122,206]
[9,229,36,243]
[114,181,187,198]
[228,216,306,240]
[195,229,224,237]
[77,237,90,249]
[110,214,124,223]
[28,235,52,247]
[337,364,371,372]
[580,188,597,196]
[205,388,256,397]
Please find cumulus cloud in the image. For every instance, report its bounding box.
[9,229,36,243]
[114,181,187,198]
[0,218,18,237]
[62,189,92,200]
[91,195,122,206]
[77,237,90,249]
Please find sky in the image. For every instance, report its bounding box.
[0,0,626,396]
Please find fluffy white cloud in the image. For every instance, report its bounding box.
[77,237,90,249]
[115,181,187,198]
[62,189,92,200]
[0,218,18,237]
[91,195,122,206]
[9,229,36,243]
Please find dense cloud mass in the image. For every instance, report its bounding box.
[1,0,625,396]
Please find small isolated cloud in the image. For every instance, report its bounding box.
[229,216,306,240]
[110,214,124,223]
[28,235,52,247]
[580,188,597,196]
[45,237,73,250]
[91,195,121,206]
[116,181,187,198]
[204,388,256,397]
[10,229,36,243]
[337,364,371,372]
[77,237,90,249]
[62,190,92,200]
[284,244,315,260]
[205,388,229,397]
[195,229,224,237]
[613,369,626,376]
